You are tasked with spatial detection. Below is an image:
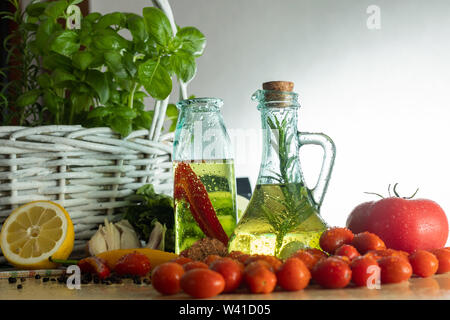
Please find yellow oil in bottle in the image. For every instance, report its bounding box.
[228,183,327,259]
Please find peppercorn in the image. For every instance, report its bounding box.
[43,277,49,282]
[8,277,17,284]
[17,284,23,289]
[35,274,41,279]
[20,278,26,282]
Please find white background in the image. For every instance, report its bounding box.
[91,0,450,240]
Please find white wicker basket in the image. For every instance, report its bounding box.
[0,0,190,262]
[0,124,174,254]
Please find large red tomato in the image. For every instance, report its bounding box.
[347,197,448,253]
[346,201,374,234]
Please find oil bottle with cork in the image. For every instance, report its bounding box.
[228,81,336,258]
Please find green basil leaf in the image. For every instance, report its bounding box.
[176,27,206,56]
[133,91,148,100]
[104,51,128,79]
[70,91,92,114]
[42,52,73,72]
[72,51,94,70]
[37,73,52,88]
[70,0,83,5]
[95,12,126,29]
[171,50,196,83]
[123,52,137,78]
[44,0,68,19]
[52,68,76,86]
[84,12,101,23]
[43,90,61,115]
[109,90,121,104]
[142,7,172,46]
[94,29,130,51]
[50,30,80,57]
[23,23,39,32]
[35,19,61,54]
[110,116,132,137]
[86,70,110,104]
[126,13,147,43]
[138,59,172,100]
[134,110,154,130]
[161,55,174,76]
[25,2,47,17]
[111,106,137,119]
[16,89,41,108]
[87,106,111,119]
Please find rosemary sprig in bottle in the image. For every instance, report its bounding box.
[261,114,316,256]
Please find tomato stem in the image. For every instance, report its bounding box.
[393,183,419,199]
[363,191,384,199]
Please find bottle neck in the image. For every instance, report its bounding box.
[174,98,233,162]
[257,106,303,185]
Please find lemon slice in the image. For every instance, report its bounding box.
[0,201,74,269]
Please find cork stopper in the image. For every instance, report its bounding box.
[262,81,294,92]
[261,81,295,107]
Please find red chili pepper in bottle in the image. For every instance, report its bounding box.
[174,162,229,245]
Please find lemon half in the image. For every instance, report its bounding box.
[0,201,74,269]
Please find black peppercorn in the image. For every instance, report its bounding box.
[8,277,17,284]
[43,277,50,282]
[35,274,41,280]
[17,284,23,289]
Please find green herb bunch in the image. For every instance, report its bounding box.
[1,0,206,136]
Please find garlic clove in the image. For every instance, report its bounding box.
[87,225,108,255]
[146,221,166,251]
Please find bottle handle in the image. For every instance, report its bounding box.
[297,132,336,208]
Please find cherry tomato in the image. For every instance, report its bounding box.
[332,255,351,264]
[365,249,409,262]
[227,251,246,259]
[290,250,320,270]
[408,250,439,277]
[114,252,151,276]
[350,256,380,287]
[204,255,222,266]
[312,257,352,289]
[210,258,243,293]
[183,261,209,271]
[276,257,311,291]
[245,260,274,273]
[352,232,386,254]
[319,227,354,254]
[305,248,328,260]
[431,248,450,274]
[151,262,185,295]
[244,265,277,294]
[235,253,251,264]
[378,256,412,284]
[244,255,282,272]
[171,257,193,266]
[180,269,225,298]
[335,244,360,260]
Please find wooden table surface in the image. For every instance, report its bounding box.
[0,273,449,300]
